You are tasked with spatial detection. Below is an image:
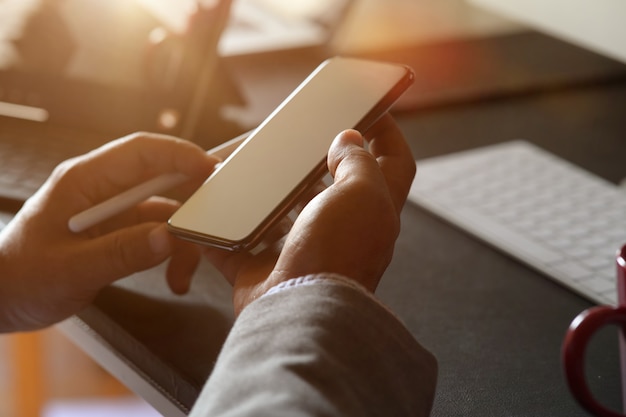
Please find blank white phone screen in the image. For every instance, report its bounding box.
[169,57,411,248]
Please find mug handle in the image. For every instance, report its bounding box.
[562,306,626,417]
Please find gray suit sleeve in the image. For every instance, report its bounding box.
[189,277,437,417]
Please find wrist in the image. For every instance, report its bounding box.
[232,270,287,317]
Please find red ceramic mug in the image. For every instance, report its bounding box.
[562,245,626,417]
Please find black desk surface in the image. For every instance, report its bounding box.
[29,31,626,415]
[389,83,626,415]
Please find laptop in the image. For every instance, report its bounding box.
[468,0,626,65]
[0,0,236,205]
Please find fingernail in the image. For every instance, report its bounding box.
[149,225,171,255]
[337,129,364,147]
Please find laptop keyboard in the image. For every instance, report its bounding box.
[0,119,108,203]
[409,140,626,305]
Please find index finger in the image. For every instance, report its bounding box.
[364,114,416,213]
[52,133,218,209]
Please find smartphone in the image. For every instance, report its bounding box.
[168,56,414,251]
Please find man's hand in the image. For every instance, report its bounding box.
[0,133,218,331]
[204,114,416,315]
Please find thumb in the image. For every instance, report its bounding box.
[327,129,379,182]
[76,223,172,287]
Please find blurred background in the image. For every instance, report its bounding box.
[0,0,522,415]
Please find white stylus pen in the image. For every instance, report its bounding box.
[68,132,250,233]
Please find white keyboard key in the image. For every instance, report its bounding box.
[580,256,614,271]
[546,260,592,281]
[580,276,615,295]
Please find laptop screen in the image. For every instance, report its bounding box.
[468,0,626,65]
[0,0,231,137]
